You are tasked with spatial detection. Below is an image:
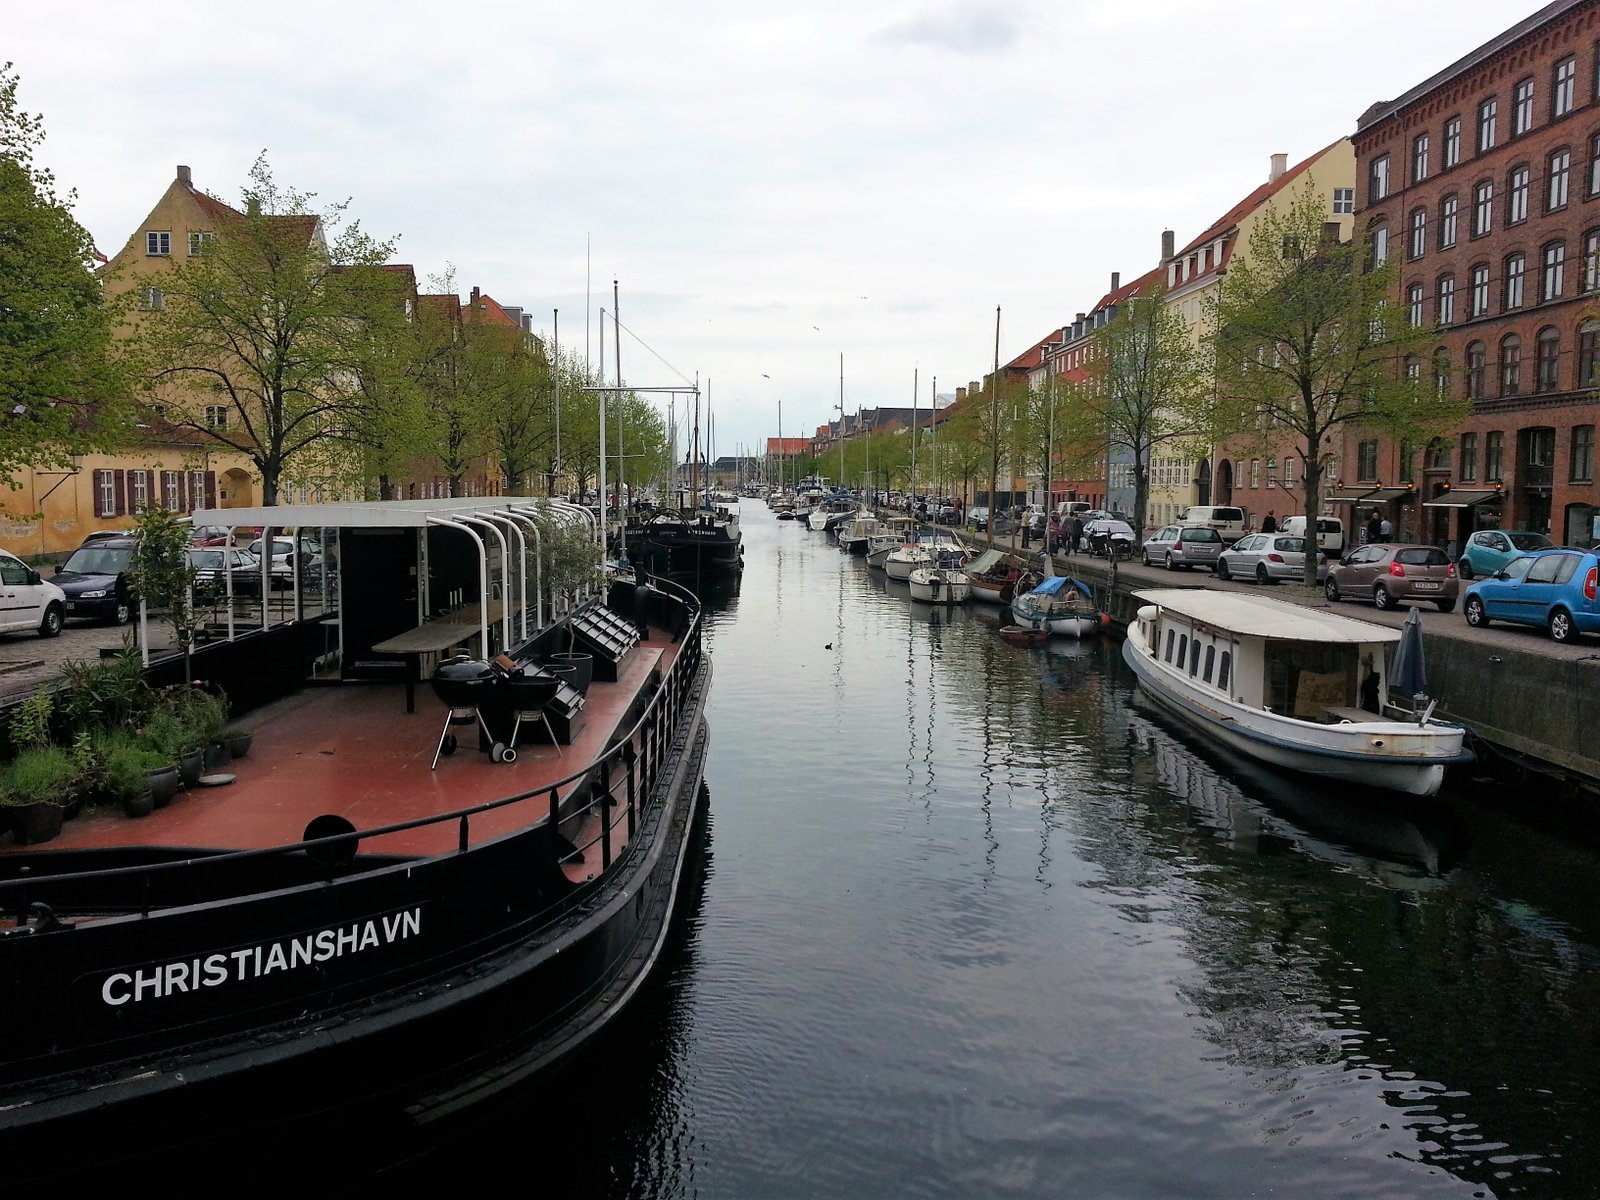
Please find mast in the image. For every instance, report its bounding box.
[910,367,918,504]
[598,307,608,548]
[838,353,845,490]
[692,378,701,509]
[987,305,1001,539]
[552,307,561,496]
[930,374,938,514]
[614,281,625,555]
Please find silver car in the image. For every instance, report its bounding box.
[1141,525,1224,571]
[1216,533,1327,584]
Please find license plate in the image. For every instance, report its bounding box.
[1413,581,1440,590]
[66,602,78,611]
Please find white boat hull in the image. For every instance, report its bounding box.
[907,568,969,604]
[1120,636,1465,797]
[1010,587,1103,636]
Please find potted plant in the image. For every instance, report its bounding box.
[0,746,76,844]
[221,727,254,759]
[103,733,167,817]
[129,506,200,676]
[146,689,207,787]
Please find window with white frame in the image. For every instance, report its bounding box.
[1471,263,1491,316]
[1555,56,1577,117]
[146,230,171,256]
[1370,155,1390,202]
[1478,97,1498,151]
[204,404,228,429]
[1413,133,1430,182]
[1549,148,1571,209]
[1514,78,1535,135]
[1437,273,1456,324]
[1283,457,1296,487]
[188,230,213,256]
[1440,194,1459,248]
[1543,241,1566,300]
[1370,221,1389,267]
[1444,116,1462,167]
[1585,228,1600,292]
[1474,181,1494,236]
[139,285,164,310]
[1591,133,1600,195]
[130,470,148,510]
[1509,165,1530,222]
[1409,208,1427,259]
[96,470,115,517]
[1332,187,1354,214]
[1505,253,1526,309]
[1408,282,1424,325]
[190,471,205,509]
[164,472,180,510]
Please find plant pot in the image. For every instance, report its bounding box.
[9,801,64,846]
[549,651,593,694]
[204,742,231,772]
[121,788,156,819]
[227,733,254,759]
[62,795,84,820]
[147,766,182,808]
[178,750,204,789]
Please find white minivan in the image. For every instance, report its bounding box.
[0,549,66,637]
[1175,505,1247,544]
[1280,515,1346,558]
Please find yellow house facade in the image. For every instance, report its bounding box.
[1148,142,1356,531]
[1,165,262,558]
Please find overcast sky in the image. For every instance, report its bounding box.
[13,0,1529,463]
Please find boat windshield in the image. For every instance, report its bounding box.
[1264,640,1360,719]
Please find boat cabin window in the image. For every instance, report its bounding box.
[1264,640,1359,719]
[1218,652,1231,693]
[1165,629,1176,662]
[1189,640,1201,676]
[1203,645,1216,683]
[1177,634,1188,667]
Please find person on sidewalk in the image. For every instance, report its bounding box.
[1261,511,1277,533]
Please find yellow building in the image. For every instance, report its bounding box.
[1149,142,1356,530]
[1,165,262,558]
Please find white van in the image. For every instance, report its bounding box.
[1281,515,1346,558]
[1175,505,1247,544]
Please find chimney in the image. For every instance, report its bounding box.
[470,286,481,305]
[1110,271,1120,293]
[1161,229,1175,261]
[1270,152,1288,182]
[176,165,192,186]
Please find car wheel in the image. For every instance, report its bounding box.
[1464,596,1489,628]
[1216,559,1230,580]
[1373,585,1394,611]
[1457,559,1474,581]
[1164,552,1177,572]
[1255,563,1271,585]
[111,599,132,625]
[1325,577,1342,603]
[1436,599,1456,614]
[1550,607,1578,643]
[37,603,63,639]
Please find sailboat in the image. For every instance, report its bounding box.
[628,379,744,579]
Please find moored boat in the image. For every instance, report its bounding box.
[628,503,743,579]
[963,548,1027,605]
[0,497,712,1183]
[907,549,970,604]
[1010,574,1107,636]
[1121,588,1473,797]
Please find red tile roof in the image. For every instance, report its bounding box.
[1175,142,1340,262]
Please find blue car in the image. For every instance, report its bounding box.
[1457,528,1554,579]
[1462,546,1600,643]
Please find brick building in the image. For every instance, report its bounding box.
[1351,0,1600,552]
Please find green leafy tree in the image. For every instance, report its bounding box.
[127,153,402,505]
[128,506,198,677]
[0,64,130,480]
[1206,181,1458,583]
[1058,282,1210,537]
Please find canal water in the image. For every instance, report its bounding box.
[409,503,1600,1199]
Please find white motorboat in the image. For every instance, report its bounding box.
[883,531,964,581]
[866,518,916,568]
[836,512,890,555]
[1121,589,1474,798]
[907,556,970,604]
[808,496,855,532]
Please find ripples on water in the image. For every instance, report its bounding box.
[406,506,1600,1200]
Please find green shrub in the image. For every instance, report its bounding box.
[54,650,151,738]
[7,692,53,752]
[140,708,198,760]
[102,733,164,800]
[1,746,77,807]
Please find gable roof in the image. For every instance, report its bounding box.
[1175,142,1340,261]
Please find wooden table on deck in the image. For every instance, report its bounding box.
[370,601,522,713]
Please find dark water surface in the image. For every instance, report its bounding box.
[408,504,1600,1199]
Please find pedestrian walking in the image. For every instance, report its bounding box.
[1365,510,1382,546]
[1065,516,1082,556]
[1379,516,1393,543]
[1047,513,1061,555]
[1261,511,1277,533]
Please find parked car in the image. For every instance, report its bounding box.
[53,535,138,624]
[188,547,266,598]
[1080,518,1137,558]
[1280,515,1346,558]
[1216,533,1326,584]
[1463,546,1600,643]
[1457,529,1554,580]
[1054,501,1094,520]
[968,506,1011,534]
[246,537,324,588]
[0,549,65,637]
[1324,543,1458,612]
[1141,525,1224,571]
[1175,505,1247,544]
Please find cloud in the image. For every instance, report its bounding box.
[870,2,1028,54]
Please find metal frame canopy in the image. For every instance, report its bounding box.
[190,497,594,657]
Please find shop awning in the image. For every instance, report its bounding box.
[1422,488,1504,509]
[1323,487,1378,504]
[1367,486,1417,503]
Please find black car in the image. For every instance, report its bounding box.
[53,536,138,624]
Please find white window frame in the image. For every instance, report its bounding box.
[204,404,228,429]
[1555,56,1577,117]
[130,470,148,510]
[1332,187,1354,214]
[140,285,164,311]
[146,230,171,256]
[164,472,181,511]
[96,470,116,518]
[1444,116,1462,167]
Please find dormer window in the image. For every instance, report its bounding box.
[146,231,171,256]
